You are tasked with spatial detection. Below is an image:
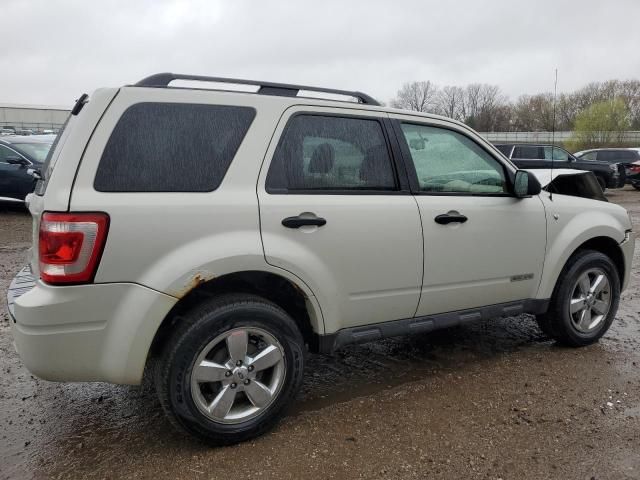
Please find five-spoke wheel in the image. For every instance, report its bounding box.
[190,327,286,424]
[536,249,620,347]
[569,268,612,333]
[155,294,305,445]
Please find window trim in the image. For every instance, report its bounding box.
[93,102,256,193]
[265,112,411,195]
[390,119,516,197]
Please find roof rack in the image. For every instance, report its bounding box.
[133,73,381,106]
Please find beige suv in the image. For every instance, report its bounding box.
[7,73,634,445]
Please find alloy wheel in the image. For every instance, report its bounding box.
[569,268,612,333]
[190,327,286,424]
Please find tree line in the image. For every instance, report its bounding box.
[390,79,640,135]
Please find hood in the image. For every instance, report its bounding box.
[525,168,607,202]
[525,168,587,187]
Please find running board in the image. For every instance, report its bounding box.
[317,299,549,354]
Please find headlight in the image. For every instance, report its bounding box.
[610,164,618,172]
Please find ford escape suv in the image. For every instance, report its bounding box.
[6,73,635,445]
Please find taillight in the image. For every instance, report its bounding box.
[630,164,640,174]
[39,212,109,285]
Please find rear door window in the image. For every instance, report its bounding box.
[543,146,570,161]
[513,146,543,160]
[579,151,598,161]
[94,103,255,192]
[494,145,513,157]
[266,114,397,192]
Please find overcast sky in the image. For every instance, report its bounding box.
[3,0,640,107]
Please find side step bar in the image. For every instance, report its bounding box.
[317,299,549,354]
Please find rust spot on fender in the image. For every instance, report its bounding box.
[171,270,216,298]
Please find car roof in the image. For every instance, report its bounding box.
[579,147,637,152]
[0,135,54,145]
[128,73,473,131]
[493,143,564,148]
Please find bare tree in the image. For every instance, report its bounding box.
[462,84,507,131]
[391,81,438,112]
[388,78,640,134]
[435,85,465,120]
[512,93,555,131]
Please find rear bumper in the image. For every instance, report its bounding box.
[7,268,176,384]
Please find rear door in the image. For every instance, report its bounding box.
[258,107,423,333]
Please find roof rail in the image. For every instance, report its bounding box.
[133,73,381,106]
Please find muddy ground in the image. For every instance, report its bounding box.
[1,189,639,480]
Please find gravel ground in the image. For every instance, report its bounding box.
[1,189,639,480]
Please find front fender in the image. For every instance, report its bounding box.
[537,206,626,299]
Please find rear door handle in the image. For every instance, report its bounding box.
[282,216,327,228]
[434,212,468,225]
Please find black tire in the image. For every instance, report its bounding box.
[536,249,620,347]
[596,176,607,192]
[632,183,640,191]
[155,293,305,445]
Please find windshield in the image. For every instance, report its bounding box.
[11,142,53,163]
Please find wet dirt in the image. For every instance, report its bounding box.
[1,190,640,480]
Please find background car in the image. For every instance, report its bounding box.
[575,148,640,190]
[0,135,53,202]
[495,143,625,190]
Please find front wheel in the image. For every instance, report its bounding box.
[155,294,305,445]
[536,250,620,347]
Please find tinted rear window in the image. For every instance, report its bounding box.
[513,146,543,160]
[266,114,396,192]
[94,103,255,192]
[494,144,512,156]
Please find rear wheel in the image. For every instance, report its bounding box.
[155,294,305,445]
[536,250,619,347]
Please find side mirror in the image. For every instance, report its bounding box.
[6,156,29,167]
[27,168,41,180]
[514,170,542,198]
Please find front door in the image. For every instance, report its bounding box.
[258,108,423,333]
[390,116,547,316]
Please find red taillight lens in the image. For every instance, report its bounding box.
[39,212,109,284]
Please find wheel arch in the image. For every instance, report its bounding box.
[148,270,325,362]
[540,235,625,300]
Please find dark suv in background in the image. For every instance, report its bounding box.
[0,136,53,202]
[495,143,624,190]
[575,148,640,190]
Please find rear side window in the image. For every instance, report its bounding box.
[266,115,396,193]
[513,146,543,160]
[94,103,255,192]
[494,144,513,156]
[580,151,597,161]
[543,146,569,161]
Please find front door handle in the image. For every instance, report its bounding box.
[282,215,327,229]
[434,212,468,225]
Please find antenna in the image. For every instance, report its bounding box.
[550,68,558,200]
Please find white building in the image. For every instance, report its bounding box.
[0,103,70,133]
